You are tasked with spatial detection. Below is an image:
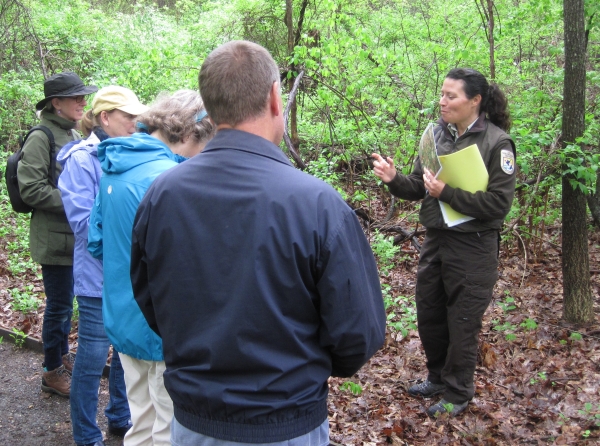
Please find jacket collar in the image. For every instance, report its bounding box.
[437,111,487,140]
[40,109,78,131]
[92,126,111,142]
[202,129,293,168]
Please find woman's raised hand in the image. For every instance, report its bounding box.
[371,153,397,183]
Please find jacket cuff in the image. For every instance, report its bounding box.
[439,184,455,203]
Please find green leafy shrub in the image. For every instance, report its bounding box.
[371,231,399,276]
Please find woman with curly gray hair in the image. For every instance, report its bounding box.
[87,89,214,446]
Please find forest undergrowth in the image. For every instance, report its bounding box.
[1,169,599,445]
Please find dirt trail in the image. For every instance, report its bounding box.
[0,344,122,446]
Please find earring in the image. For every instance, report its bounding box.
[57,110,61,114]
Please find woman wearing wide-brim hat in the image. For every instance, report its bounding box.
[17,71,97,399]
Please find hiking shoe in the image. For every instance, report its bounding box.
[426,398,469,417]
[62,352,76,373]
[108,420,132,437]
[407,379,446,398]
[41,364,70,397]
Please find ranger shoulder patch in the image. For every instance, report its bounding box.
[501,149,515,175]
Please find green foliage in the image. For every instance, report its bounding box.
[349,178,369,204]
[441,401,454,414]
[0,196,37,276]
[0,72,40,148]
[520,318,538,331]
[492,319,518,341]
[570,332,583,341]
[560,139,600,194]
[10,328,27,348]
[578,403,600,431]
[339,380,363,395]
[0,0,597,238]
[558,412,570,425]
[1,0,599,333]
[530,371,547,385]
[371,231,399,276]
[9,286,40,314]
[385,294,417,337]
[498,290,517,313]
[72,297,79,322]
[578,402,600,438]
[306,155,348,199]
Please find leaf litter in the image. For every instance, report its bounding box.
[1,206,599,445]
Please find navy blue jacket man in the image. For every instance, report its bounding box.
[130,40,386,445]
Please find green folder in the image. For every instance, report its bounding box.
[436,144,489,227]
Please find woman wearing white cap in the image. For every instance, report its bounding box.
[57,86,148,446]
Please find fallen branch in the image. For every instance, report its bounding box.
[374,224,423,252]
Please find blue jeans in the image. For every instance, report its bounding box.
[41,264,74,370]
[71,296,130,445]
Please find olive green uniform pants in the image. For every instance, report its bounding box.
[415,228,499,404]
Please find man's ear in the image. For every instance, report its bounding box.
[269,82,282,116]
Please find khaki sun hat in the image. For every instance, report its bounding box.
[92,86,148,116]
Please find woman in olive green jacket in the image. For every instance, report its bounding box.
[17,71,97,398]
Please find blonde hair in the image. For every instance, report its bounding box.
[137,89,214,143]
[80,110,99,138]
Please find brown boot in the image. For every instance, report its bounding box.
[62,352,76,373]
[41,365,70,397]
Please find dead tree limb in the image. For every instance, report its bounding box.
[283,69,306,170]
[371,223,423,252]
[389,225,423,252]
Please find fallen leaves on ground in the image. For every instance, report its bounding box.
[1,213,599,445]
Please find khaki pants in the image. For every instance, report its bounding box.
[120,353,174,446]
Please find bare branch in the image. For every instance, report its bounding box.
[283,70,306,169]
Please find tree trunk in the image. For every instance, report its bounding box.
[284,0,308,152]
[476,0,495,80]
[561,0,594,324]
[487,0,495,81]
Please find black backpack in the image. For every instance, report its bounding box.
[4,126,56,213]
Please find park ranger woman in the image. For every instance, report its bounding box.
[372,67,516,417]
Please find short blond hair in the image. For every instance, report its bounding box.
[199,41,280,127]
[137,90,214,143]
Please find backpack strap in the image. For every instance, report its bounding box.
[25,125,57,187]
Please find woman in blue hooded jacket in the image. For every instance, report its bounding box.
[58,85,148,446]
[88,90,214,446]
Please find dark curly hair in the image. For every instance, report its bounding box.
[445,68,511,132]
